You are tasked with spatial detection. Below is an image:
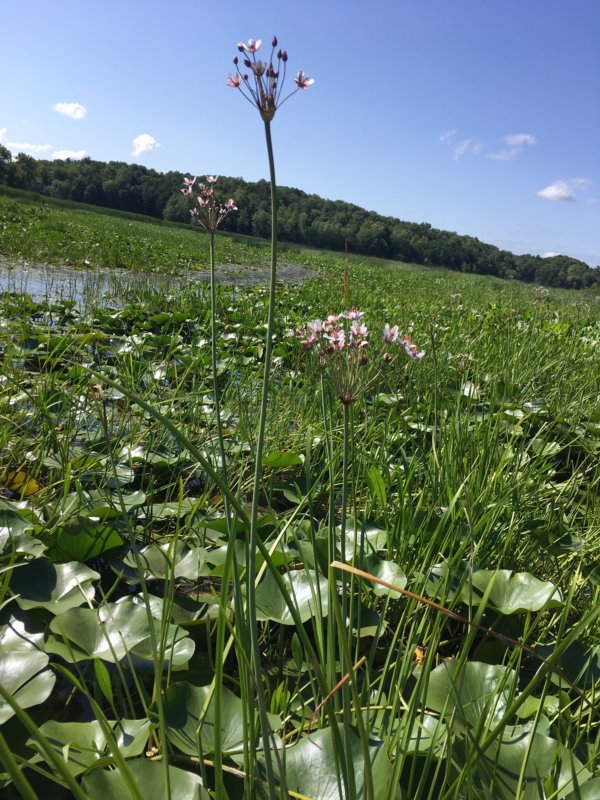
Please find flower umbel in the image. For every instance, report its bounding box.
[181,176,237,232]
[293,309,424,404]
[228,35,313,121]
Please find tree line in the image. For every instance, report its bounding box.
[0,148,597,289]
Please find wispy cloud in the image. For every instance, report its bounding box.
[537,178,593,202]
[52,149,87,160]
[452,139,480,160]
[439,128,482,159]
[53,101,87,120]
[439,128,457,144]
[132,133,160,157]
[489,133,537,161]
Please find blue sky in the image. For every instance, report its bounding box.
[1,0,599,266]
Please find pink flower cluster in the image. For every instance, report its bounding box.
[295,308,369,354]
[382,323,425,360]
[227,36,313,122]
[181,175,237,232]
[293,308,424,404]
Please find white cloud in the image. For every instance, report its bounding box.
[537,178,593,202]
[452,139,481,159]
[52,149,88,160]
[132,133,160,157]
[439,128,457,143]
[4,140,53,156]
[489,132,537,161]
[53,101,87,120]
[542,252,561,258]
[0,126,53,156]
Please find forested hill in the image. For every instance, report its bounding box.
[1,149,597,289]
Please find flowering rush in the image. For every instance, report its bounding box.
[181,176,237,232]
[227,36,313,121]
[293,308,424,404]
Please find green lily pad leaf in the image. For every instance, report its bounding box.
[458,569,562,614]
[123,541,209,580]
[164,681,280,757]
[426,661,516,730]
[47,597,194,667]
[394,713,447,756]
[466,726,591,800]
[139,499,197,520]
[81,489,147,518]
[0,618,56,724]
[515,694,561,720]
[563,778,600,800]
[54,518,124,561]
[262,451,304,468]
[360,554,407,599]
[30,718,151,776]
[82,759,208,800]
[11,559,99,614]
[0,509,45,558]
[254,568,328,624]
[339,520,388,554]
[129,591,222,624]
[280,726,398,800]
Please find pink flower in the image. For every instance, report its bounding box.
[327,329,346,350]
[401,337,425,360]
[227,73,242,88]
[345,307,364,321]
[350,322,368,338]
[224,199,237,211]
[238,38,262,53]
[383,324,399,344]
[294,70,314,90]
[308,319,325,334]
[181,176,196,195]
[206,175,218,184]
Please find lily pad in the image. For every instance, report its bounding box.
[47,596,194,667]
[254,568,328,624]
[11,559,99,614]
[164,681,281,757]
[458,569,562,614]
[29,718,151,776]
[426,660,516,730]
[0,618,56,724]
[279,726,398,800]
[123,541,209,581]
[82,759,208,800]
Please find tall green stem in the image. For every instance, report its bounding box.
[246,118,279,798]
[209,231,228,483]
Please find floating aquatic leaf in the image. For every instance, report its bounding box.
[0,618,56,724]
[82,758,209,800]
[163,681,280,756]
[29,718,151,776]
[254,568,328,624]
[11,558,99,614]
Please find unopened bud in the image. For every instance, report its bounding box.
[280,50,288,62]
[272,35,278,47]
[233,55,238,65]
[244,58,252,68]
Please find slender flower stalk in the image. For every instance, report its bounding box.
[228,36,313,798]
[182,175,236,796]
